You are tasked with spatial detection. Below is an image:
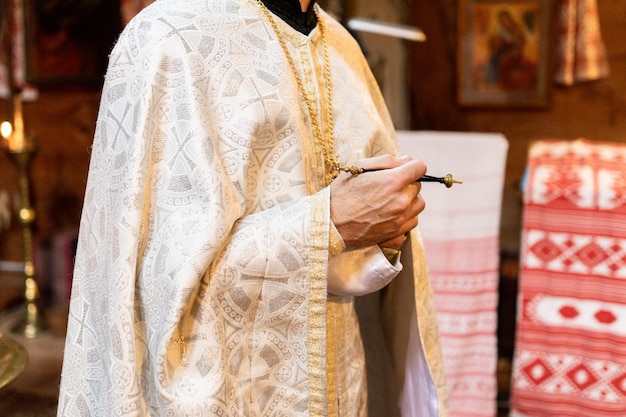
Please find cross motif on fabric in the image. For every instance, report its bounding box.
[71,301,91,345]
[173,331,209,367]
[109,103,134,146]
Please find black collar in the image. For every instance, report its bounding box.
[260,0,317,35]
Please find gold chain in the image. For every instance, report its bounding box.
[256,1,355,185]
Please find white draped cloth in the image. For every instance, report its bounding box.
[397,131,508,417]
[57,1,447,416]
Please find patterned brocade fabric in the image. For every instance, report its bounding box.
[56,0,446,416]
[511,139,626,416]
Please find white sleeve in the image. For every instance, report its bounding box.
[327,245,402,296]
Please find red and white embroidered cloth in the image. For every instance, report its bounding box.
[398,131,509,417]
[554,0,609,86]
[511,139,626,417]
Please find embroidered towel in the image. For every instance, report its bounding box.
[511,139,626,416]
[397,130,509,417]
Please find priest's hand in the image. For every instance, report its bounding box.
[329,154,426,249]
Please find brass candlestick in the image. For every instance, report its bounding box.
[0,332,28,389]
[1,102,47,338]
[6,143,48,338]
[1,0,47,337]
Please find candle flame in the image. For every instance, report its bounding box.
[0,121,12,139]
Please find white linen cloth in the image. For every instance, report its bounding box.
[397,130,508,417]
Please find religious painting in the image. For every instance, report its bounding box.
[23,0,122,87]
[457,0,552,107]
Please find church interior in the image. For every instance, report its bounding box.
[1,0,625,416]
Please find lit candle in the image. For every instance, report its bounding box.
[0,119,27,152]
[11,94,26,151]
[0,121,12,141]
[0,120,25,152]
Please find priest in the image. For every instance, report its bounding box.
[57,0,448,415]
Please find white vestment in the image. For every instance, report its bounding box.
[57,0,448,415]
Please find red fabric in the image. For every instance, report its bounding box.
[511,139,626,417]
[425,236,500,417]
[554,0,609,86]
[0,0,27,97]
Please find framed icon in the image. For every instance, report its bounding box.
[457,0,552,107]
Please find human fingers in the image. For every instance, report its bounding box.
[413,191,426,216]
[379,233,407,250]
[355,154,412,171]
[394,186,424,232]
[392,215,419,240]
[364,158,427,194]
[394,158,427,184]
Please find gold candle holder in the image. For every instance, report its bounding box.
[1,0,47,337]
[2,120,47,338]
[6,145,48,338]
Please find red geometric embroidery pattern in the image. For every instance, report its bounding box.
[522,358,554,386]
[559,305,579,319]
[524,230,626,278]
[529,237,563,262]
[513,352,626,403]
[512,140,626,416]
[611,374,626,396]
[540,150,584,205]
[527,140,626,212]
[566,364,598,391]
[595,310,617,324]
[575,242,609,267]
[526,295,626,336]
